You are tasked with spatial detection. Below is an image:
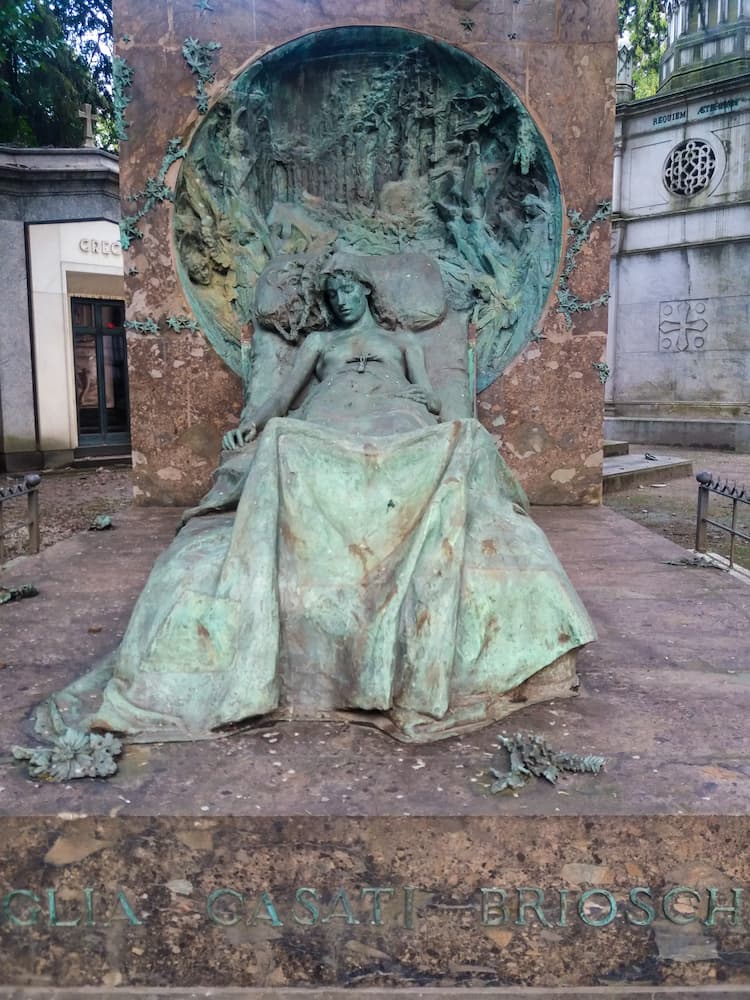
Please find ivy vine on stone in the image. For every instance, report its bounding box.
[166,315,200,332]
[119,138,187,250]
[182,37,221,115]
[112,56,134,142]
[556,201,612,329]
[124,317,160,334]
[592,361,610,384]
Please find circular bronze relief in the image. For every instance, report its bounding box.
[174,26,562,391]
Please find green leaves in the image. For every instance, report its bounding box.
[489,732,606,793]
[0,0,113,147]
[182,37,221,114]
[619,0,668,98]
[12,700,122,781]
[556,202,612,328]
[112,55,134,141]
[0,583,38,604]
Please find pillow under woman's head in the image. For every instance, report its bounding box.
[255,249,447,338]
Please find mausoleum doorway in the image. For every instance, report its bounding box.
[71,297,130,448]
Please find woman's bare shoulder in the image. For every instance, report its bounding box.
[300,330,327,354]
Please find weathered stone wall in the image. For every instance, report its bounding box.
[118,0,616,506]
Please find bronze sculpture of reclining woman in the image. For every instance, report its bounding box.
[35,258,595,744]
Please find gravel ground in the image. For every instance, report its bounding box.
[1,464,133,564]
[604,442,750,571]
[2,445,749,571]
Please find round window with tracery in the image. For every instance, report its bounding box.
[663,138,716,196]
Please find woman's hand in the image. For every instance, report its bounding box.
[222,422,257,451]
[398,385,441,415]
[424,392,441,415]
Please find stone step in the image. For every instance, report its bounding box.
[603,439,629,458]
[605,415,750,452]
[602,452,693,493]
[72,445,132,469]
[71,454,133,470]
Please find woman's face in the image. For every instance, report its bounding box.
[187,252,211,286]
[326,276,368,325]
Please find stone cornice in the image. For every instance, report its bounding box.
[616,69,750,116]
[0,147,120,206]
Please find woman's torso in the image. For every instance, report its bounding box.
[294,327,437,436]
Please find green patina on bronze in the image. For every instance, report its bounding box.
[124,314,200,335]
[112,55,134,142]
[166,315,201,332]
[488,733,606,793]
[124,317,159,334]
[35,28,596,747]
[14,701,122,781]
[38,254,595,745]
[0,583,38,604]
[174,26,563,392]
[112,55,134,143]
[592,361,610,384]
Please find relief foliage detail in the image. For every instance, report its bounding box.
[174,28,562,391]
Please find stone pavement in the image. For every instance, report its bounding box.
[0,502,748,818]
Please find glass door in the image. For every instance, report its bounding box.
[71,298,130,445]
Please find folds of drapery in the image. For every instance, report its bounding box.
[40,419,595,743]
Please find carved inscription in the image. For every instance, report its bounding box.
[651,109,687,128]
[697,96,749,117]
[78,237,122,256]
[0,883,744,932]
[1,888,141,928]
[649,96,749,127]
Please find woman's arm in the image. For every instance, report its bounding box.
[223,332,324,450]
[400,332,441,415]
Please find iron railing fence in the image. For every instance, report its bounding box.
[0,474,40,562]
[695,471,750,570]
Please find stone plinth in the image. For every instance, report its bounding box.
[0,815,747,991]
[118,0,615,507]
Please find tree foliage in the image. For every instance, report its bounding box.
[49,0,113,102]
[0,0,113,148]
[619,0,668,98]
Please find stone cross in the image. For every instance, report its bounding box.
[78,103,98,148]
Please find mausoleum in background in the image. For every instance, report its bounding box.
[0,146,127,473]
[608,0,750,450]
